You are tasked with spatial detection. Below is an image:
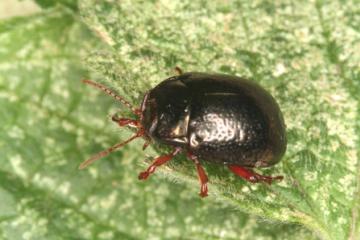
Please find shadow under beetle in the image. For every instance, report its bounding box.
[80,68,287,197]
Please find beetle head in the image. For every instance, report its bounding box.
[140,87,190,147]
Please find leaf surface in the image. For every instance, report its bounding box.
[0,5,319,240]
[79,1,360,239]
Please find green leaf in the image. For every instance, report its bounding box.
[79,0,360,239]
[34,0,78,11]
[0,4,318,240]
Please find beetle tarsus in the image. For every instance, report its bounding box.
[187,153,209,197]
[138,171,150,180]
[228,165,283,185]
[196,163,209,197]
[138,148,181,180]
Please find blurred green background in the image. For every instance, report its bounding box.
[0,1,359,239]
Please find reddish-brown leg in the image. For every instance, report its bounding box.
[111,115,140,128]
[138,148,182,180]
[228,165,283,185]
[188,153,209,197]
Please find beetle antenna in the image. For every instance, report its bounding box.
[79,131,143,169]
[82,79,140,116]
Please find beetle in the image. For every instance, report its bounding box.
[80,68,286,197]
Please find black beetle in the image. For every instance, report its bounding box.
[80,68,286,197]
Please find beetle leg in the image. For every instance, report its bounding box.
[111,115,141,128]
[138,148,181,180]
[187,153,209,197]
[228,165,283,185]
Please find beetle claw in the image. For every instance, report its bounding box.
[138,148,181,181]
[138,171,150,180]
[199,192,208,198]
[199,184,208,198]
